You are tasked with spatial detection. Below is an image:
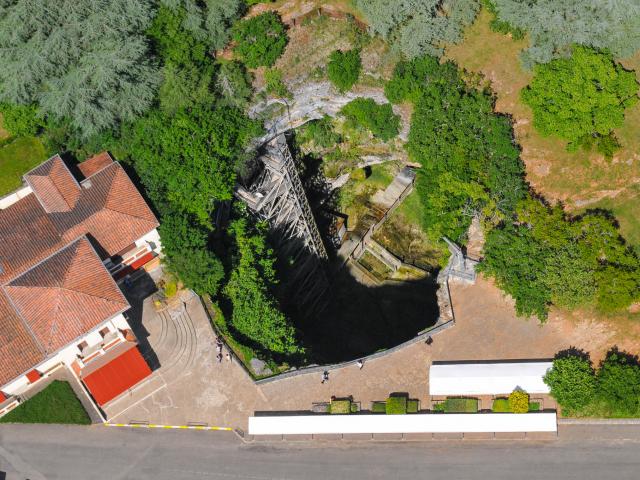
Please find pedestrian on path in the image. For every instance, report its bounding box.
[356,359,364,370]
[425,336,433,346]
[225,352,231,362]
[321,370,329,384]
[217,353,223,363]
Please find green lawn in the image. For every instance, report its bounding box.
[0,380,91,424]
[0,136,46,196]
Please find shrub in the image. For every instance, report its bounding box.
[329,399,352,414]
[528,402,540,412]
[386,396,407,415]
[264,68,291,99]
[163,281,178,298]
[432,402,446,412]
[406,399,419,413]
[371,401,386,413]
[544,350,596,414]
[0,103,44,137]
[597,349,640,415]
[327,49,362,93]
[232,12,287,68]
[444,397,478,413]
[482,0,525,40]
[492,398,510,413]
[340,98,399,141]
[297,116,341,149]
[508,390,530,414]
[350,402,359,413]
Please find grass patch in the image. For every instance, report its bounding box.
[528,402,540,412]
[371,401,386,413]
[329,398,352,414]
[0,380,91,425]
[406,399,419,413]
[0,136,46,196]
[358,251,392,281]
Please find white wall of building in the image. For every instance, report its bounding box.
[1,313,128,396]
[248,412,558,435]
[135,228,162,255]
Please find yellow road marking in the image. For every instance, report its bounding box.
[104,423,232,431]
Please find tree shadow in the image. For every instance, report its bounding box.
[554,346,593,366]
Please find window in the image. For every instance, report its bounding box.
[77,341,88,352]
[99,327,110,338]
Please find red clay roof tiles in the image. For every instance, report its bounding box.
[0,152,157,387]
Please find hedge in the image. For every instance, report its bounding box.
[329,399,352,414]
[443,397,478,413]
[407,399,419,413]
[492,398,510,413]
[371,401,386,413]
[386,396,407,415]
[528,402,541,412]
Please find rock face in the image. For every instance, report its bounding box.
[249,81,409,145]
[250,358,273,376]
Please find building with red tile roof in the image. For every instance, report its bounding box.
[0,152,161,417]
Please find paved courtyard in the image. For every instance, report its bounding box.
[107,274,631,431]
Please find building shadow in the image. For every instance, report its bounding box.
[119,271,161,371]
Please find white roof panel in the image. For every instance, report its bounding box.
[429,361,552,395]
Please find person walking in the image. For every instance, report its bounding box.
[321,370,329,384]
[356,359,364,370]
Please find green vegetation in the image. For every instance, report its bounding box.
[0,381,91,425]
[521,47,638,153]
[371,401,386,413]
[353,0,480,58]
[508,390,530,413]
[327,49,362,93]
[389,56,524,241]
[232,12,287,68]
[437,397,479,413]
[0,104,44,137]
[544,351,598,415]
[546,348,640,417]
[385,396,407,415]
[161,0,244,51]
[297,116,341,150]
[492,398,510,412]
[0,136,46,195]
[528,402,540,412]
[407,399,419,413]
[340,98,399,141]
[216,61,254,110]
[490,0,640,67]
[264,68,291,99]
[0,0,159,139]
[224,218,301,357]
[329,398,353,414]
[482,0,524,39]
[125,105,260,226]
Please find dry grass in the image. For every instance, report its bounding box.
[445,9,640,245]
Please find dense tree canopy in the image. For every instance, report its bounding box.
[0,0,160,139]
[327,49,362,93]
[597,349,640,416]
[521,47,638,148]
[491,0,640,67]
[544,351,597,414]
[354,0,479,58]
[158,213,225,295]
[232,12,287,68]
[224,218,301,356]
[125,105,261,226]
[390,56,525,241]
[160,0,245,51]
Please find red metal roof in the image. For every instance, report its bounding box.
[82,344,151,406]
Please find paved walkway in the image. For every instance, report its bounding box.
[108,273,620,431]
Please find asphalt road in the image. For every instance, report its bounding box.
[2,424,640,480]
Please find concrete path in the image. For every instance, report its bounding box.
[108,274,613,432]
[3,424,640,480]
